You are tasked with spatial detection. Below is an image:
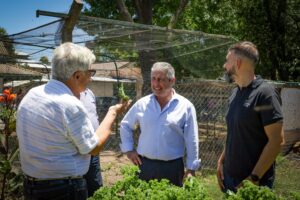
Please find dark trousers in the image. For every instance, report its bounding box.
[138,156,184,187]
[23,177,88,200]
[84,155,103,197]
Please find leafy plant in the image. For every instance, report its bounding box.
[118,83,129,101]
[0,87,22,200]
[226,180,283,200]
[89,165,212,200]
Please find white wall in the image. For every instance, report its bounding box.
[281,88,300,131]
[89,81,114,97]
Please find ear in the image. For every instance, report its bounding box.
[170,77,176,85]
[73,71,80,79]
[236,58,242,69]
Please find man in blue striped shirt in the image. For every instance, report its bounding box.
[17,42,130,200]
[120,62,200,186]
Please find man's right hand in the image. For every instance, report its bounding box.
[126,151,142,166]
[217,160,225,190]
[110,100,132,115]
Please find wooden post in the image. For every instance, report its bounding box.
[61,0,83,43]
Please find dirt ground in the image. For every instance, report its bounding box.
[99,150,132,186]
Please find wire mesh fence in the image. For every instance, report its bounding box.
[93,78,234,170]
[2,77,299,172]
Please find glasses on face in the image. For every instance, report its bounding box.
[86,69,96,77]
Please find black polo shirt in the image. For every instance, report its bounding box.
[224,76,283,182]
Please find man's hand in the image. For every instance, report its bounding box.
[109,100,132,115]
[126,150,142,166]
[184,169,195,179]
[237,176,259,189]
[217,161,225,190]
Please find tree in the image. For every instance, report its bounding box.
[230,0,299,81]
[83,0,191,92]
[82,0,299,81]
[0,28,16,64]
[39,56,50,65]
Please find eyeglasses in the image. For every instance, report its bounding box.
[86,69,96,77]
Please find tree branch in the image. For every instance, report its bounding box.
[116,0,133,22]
[168,0,189,29]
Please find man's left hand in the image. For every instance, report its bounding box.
[184,169,195,179]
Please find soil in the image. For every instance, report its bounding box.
[99,150,132,186]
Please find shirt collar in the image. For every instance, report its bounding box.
[150,89,179,102]
[238,75,263,90]
[249,75,263,89]
[48,79,74,96]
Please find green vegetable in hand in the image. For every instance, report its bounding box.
[118,83,129,101]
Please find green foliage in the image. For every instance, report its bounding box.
[88,166,212,200]
[39,56,50,65]
[0,27,16,63]
[118,83,130,101]
[82,0,299,81]
[226,180,282,200]
[0,89,21,199]
[230,0,299,81]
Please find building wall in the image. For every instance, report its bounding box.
[281,88,300,131]
[88,81,114,97]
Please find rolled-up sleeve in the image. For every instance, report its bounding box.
[120,105,137,152]
[184,105,201,170]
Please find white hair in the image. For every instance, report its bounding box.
[51,42,96,82]
[151,62,175,79]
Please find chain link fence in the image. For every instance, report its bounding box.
[94,78,234,171]
[2,78,298,173]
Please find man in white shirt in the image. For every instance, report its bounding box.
[17,42,130,200]
[120,62,200,186]
[80,88,103,197]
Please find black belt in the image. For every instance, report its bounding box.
[139,155,183,163]
[24,175,84,185]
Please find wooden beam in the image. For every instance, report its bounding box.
[62,0,83,43]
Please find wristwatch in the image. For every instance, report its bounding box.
[250,174,260,182]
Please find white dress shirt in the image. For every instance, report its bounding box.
[17,80,99,178]
[120,91,201,170]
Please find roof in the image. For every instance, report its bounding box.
[0,64,43,82]
[91,62,132,71]
[110,67,141,80]
[92,62,139,79]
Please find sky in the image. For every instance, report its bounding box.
[0,0,89,35]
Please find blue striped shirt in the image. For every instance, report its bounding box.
[120,91,201,170]
[16,80,99,178]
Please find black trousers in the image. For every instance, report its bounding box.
[23,177,88,200]
[138,156,184,187]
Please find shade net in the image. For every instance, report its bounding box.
[3,14,236,80]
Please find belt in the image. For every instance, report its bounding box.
[139,155,183,163]
[24,175,83,182]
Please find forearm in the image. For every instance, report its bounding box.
[252,122,283,178]
[90,107,117,155]
[218,149,225,165]
[251,140,281,178]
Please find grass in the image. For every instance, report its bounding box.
[196,154,300,200]
[274,155,300,199]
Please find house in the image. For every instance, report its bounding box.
[89,61,141,98]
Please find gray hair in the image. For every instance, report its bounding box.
[151,62,175,79]
[229,41,259,65]
[51,42,96,82]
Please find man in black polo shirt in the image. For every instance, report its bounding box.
[216,41,283,192]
